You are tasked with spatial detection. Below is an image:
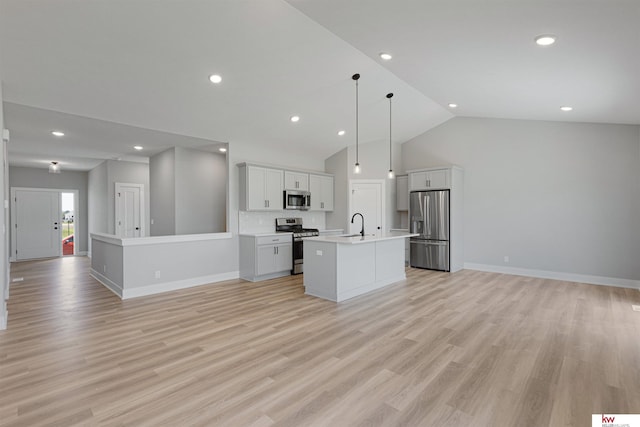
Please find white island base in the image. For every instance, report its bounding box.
[304,232,416,302]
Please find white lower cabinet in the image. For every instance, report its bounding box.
[240,234,292,281]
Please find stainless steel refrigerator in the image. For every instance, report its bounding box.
[409,190,450,271]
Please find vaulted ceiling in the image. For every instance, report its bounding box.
[1,0,638,170]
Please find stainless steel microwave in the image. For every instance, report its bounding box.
[284,190,311,210]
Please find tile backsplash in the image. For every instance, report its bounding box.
[238,211,326,234]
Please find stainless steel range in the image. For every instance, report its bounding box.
[275,218,319,275]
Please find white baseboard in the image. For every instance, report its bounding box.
[89,269,123,298]
[77,251,88,256]
[122,271,240,299]
[9,256,15,262]
[463,263,640,290]
[0,306,7,330]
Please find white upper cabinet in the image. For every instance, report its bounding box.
[239,164,284,211]
[408,168,450,191]
[396,175,408,211]
[309,174,334,211]
[284,171,309,191]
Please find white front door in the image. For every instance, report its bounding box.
[115,183,144,237]
[14,189,60,260]
[349,181,385,236]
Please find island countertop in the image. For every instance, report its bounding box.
[306,231,418,245]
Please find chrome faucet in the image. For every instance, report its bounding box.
[351,212,365,237]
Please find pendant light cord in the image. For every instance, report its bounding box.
[355,77,359,165]
[387,92,394,173]
[389,95,392,170]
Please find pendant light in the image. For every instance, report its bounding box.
[387,92,394,179]
[352,73,361,174]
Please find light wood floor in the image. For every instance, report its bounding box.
[1,257,639,426]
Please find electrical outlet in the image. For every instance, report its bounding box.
[155,270,161,279]
[103,265,107,273]
[632,305,640,312]
[316,250,323,256]
[503,256,510,263]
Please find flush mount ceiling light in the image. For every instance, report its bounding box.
[560,106,573,111]
[535,34,557,46]
[208,74,222,84]
[379,52,392,61]
[352,73,361,174]
[49,161,61,174]
[51,131,65,137]
[337,130,346,136]
[133,145,143,150]
[448,103,458,109]
[290,115,300,123]
[218,147,227,152]
[387,92,394,180]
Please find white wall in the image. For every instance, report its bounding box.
[174,147,227,234]
[402,117,640,283]
[8,167,89,253]
[149,148,175,236]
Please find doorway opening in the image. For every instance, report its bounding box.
[61,192,75,256]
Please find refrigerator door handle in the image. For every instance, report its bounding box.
[411,240,447,246]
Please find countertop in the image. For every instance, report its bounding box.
[239,232,292,237]
[306,231,418,245]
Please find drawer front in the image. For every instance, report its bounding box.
[256,235,291,245]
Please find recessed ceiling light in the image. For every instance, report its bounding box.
[379,52,392,61]
[535,35,557,46]
[208,74,222,84]
[560,106,573,112]
[133,145,143,150]
[337,130,346,136]
[448,103,458,108]
[290,115,300,123]
[218,147,227,153]
[51,131,65,137]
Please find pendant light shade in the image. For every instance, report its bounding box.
[387,93,394,179]
[49,161,61,174]
[352,73,361,174]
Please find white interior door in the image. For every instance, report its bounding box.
[349,181,385,236]
[14,189,60,260]
[115,183,144,237]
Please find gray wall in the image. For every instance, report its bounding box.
[9,166,89,253]
[325,148,349,232]
[402,117,640,281]
[0,78,8,329]
[325,140,403,233]
[175,147,227,234]
[149,148,175,236]
[88,161,108,238]
[149,147,227,236]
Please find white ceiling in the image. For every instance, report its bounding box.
[1,0,638,171]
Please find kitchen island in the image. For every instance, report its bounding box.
[304,232,418,302]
